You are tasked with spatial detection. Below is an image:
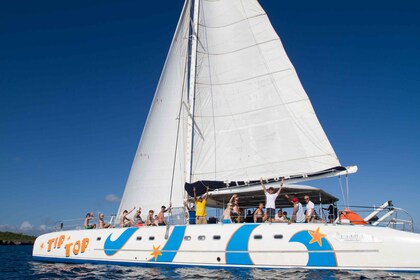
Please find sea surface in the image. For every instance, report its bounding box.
[1,246,419,280]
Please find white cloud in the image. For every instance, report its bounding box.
[39,224,47,231]
[20,221,33,231]
[105,194,121,203]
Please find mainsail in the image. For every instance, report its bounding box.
[191,0,340,182]
[118,0,343,220]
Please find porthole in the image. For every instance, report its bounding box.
[149,236,155,240]
[184,236,191,241]
[198,235,206,241]
[136,236,142,241]
[96,237,101,241]
[213,235,221,240]
[274,234,283,239]
[253,235,263,239]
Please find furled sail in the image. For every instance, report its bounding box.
[116,1,191,221]
[190,0,340,183]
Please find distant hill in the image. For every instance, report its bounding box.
[0,231,36,245]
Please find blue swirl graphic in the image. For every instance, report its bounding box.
[104,228,138,256]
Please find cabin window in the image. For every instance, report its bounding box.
[96,237,101,241]
[274,234,283,239]
[253,235,263,240]
[198,235,206,241]
[136,236,142,241]
[149,236,155,241]
[213,235,221,240]
[184,236,191,241]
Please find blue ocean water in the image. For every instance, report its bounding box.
[0,246,419,279]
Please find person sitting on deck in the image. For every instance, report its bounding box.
[222,203,233,224]
[260,178,283,222]
[245,210,253,223]
[146,210,157,226]
[120,207,136,228]
[285,195,305,224]
[98,213,111,229]
[157,203,171,226]
[193,186,209,224]
[274,209,287,223]
[134,207,144,226]
[253,202,265,223]
[84,212,96,229]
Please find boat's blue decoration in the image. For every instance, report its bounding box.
[154,226,186,262]
[104,228,138,256]
[226,224,260,265]
[289,229,337,267]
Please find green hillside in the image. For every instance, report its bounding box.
[0,231,36,242]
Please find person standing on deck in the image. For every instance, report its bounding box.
[304,195,315,223]
[260,178,283,222]
[285,196,305,224]
[193,186,209,224]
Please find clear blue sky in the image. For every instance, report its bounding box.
[1,0,419,235]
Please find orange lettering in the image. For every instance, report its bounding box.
[54,237,58,248]
[81,238,89,253]
[47,238,55,252]
[57,235,65,248]
[65,243,73,257]
[73,240,80,255]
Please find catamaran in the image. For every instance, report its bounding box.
[33,0,420,271]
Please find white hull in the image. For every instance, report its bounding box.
[33,223,420,271]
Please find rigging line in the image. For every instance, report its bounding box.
[169,0,191,210]
[188,0,201,183]
[338,176,346,208]
[199,1,218,180]
[346,173,350,208]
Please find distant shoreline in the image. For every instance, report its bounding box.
[0,240,34,246]
[0,231,36,246]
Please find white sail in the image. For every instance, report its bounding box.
[190,0,340,182]
[117,1,191,220]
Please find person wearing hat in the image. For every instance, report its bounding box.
[284,195,305,224]
[157,203,172,226]
[193,186,209,224]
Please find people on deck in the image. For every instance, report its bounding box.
[222,203,233,224]
[193,186,209,224]
[98,213,111,229]
[120,207,136,228]
[323,199,338,223]
[260,178,283,222]
[304,195,316,223]
[146,210,157,226]
[84,212,96,229]
[245,210,253,223]
[157,203,171,226]
[134,208,144,226]
[282,211,290,222]
[229,194,240,223]
[285,196,305,224]
[253,202,265,223]
[274,209,287,223]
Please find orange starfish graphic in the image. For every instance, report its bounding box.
[150,245,162,261]
[308,227,327,247]
[40,242,44,250]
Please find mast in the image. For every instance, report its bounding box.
[185,0,200,184]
